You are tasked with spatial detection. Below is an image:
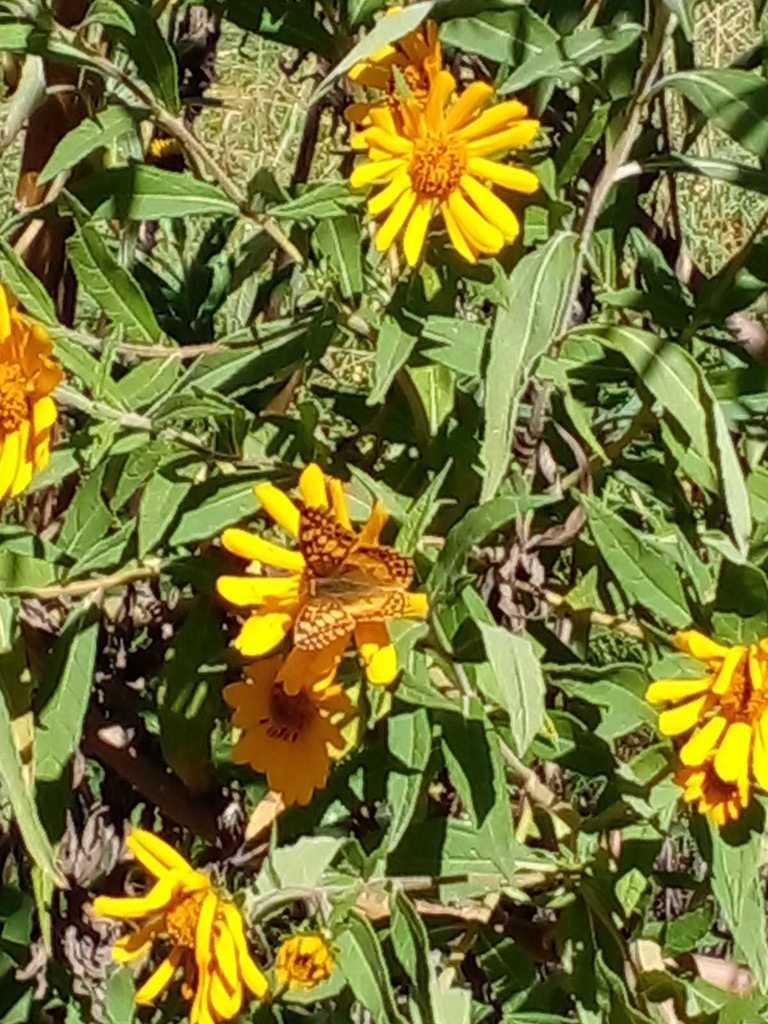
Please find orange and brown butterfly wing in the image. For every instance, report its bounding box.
[344,589,408,623]
[300,505,357,577]
[294,597,356,651]
[348,545,414,588]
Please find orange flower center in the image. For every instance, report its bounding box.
[409,135,465,200]
[260,685,313,743]
[286,950,329,983]
[0,363,28,433]
[166,890,207,948]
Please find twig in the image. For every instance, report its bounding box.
[13,562,162,600]
[513,578,647,640]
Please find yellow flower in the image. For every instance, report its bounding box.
[275,933,334,991]
[675,761,749,828]
[647,630,768,817]
[224,654,354,806]
[92,830,268,1023]
[0,283,62,502]
[216,463,428,691]
[349,69,539,266]
[345,9,442,125]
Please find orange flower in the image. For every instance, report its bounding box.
[93,830,268,1022]
[224,655,353,806]
[216,464,428,691]
[0,283,62,501]
[349,70,539,265]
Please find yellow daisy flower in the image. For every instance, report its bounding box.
[647,630,768,815]
[216,464,428,691]
[675,760,749,828]
[275,933,334,991]
[92,830,268,1024]
[0,283,62,502]
[345,8,442,125]
[349,69,539,266]
[224,654,353,806]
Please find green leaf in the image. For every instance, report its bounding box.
[391,890,436,1024]
[0,688,61,885]
[630,153,768,197]
[169,478,261,547]
[581,494,690,629]
[660,70,768,161]
[384,707,432,853]
[421,316,486,377]
[58,465,112,560]
[396,460,452,555]
[313,215,363,298]
[710,820,768,991]
[337,911,408,1024]
[439,9,556,66]
[711,398,752,559]
[404,364,455,437]
[115,358,181,410]
[38,105,143,185]
[481,232,576,501]
[271,182,362,221]
[313,1,435,100]
[0,241,57,324]
[256,836,344,894]
[369,315,418,405]
[0,553,60,593]
[138,453,199,556]
[104,966,135,1024]
[478,625,545,757]
[662,0,695,39]
[35,607,99,783]
[74,166,238,220]
[158,600,224,792]
[429,493,555,597]
[67,225,162,344]
[113,0,180,113]
[501,23,643,93]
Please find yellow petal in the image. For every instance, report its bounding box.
[645,677,711,705]
[358,127,412,156]
[126,830,195,879]
[135,949,182,1005]
[32,395,57,434]
[403,199,433,267]
[0,431,22,500]
[356,623,398,685]
[221,904,269,999]
[714,721,753,784]
[466,120,539,157]
[350,157,404,189]
[674,630,731,662]
[0,284,11,338]
[328,478,352,530]
[447,191,504,253]
[221,529,305,572]
[425,69,455,126]
[456,99,530,141]
[234,612,295,658]
[657,695,709,737]
[112,920,159,963]
[460,174,520,243]
[368,170,411,217]
[441,199,478,263]
[277,638,347,695]
[195,891,219,973]
[299,463,328,508]
[209,964,242,1020]
[753,713,768,790]
[713,645,747,695]
[9,420,32,497]
[216,575,300,607]
[254,482,300,537]
[466,157,539,194]
[444,82,494,132]
[358,500,389,544]
[375,188,417,252]
[93,874,178,920]
[679,715,727,766]
[404,592,429,618]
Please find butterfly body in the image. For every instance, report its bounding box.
[294,505,414,651]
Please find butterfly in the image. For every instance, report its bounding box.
[293,505,414,652]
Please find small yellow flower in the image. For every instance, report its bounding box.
[345,9,442,125]
[224,655,354,806]
[216,464,428,691]
[0,283,62,502]
[349,69,539,266]
[647,630,768,821]
[675,760,749,828]
[148,135,184,163]
[275,933,334,991]
[92,830,268,1023]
